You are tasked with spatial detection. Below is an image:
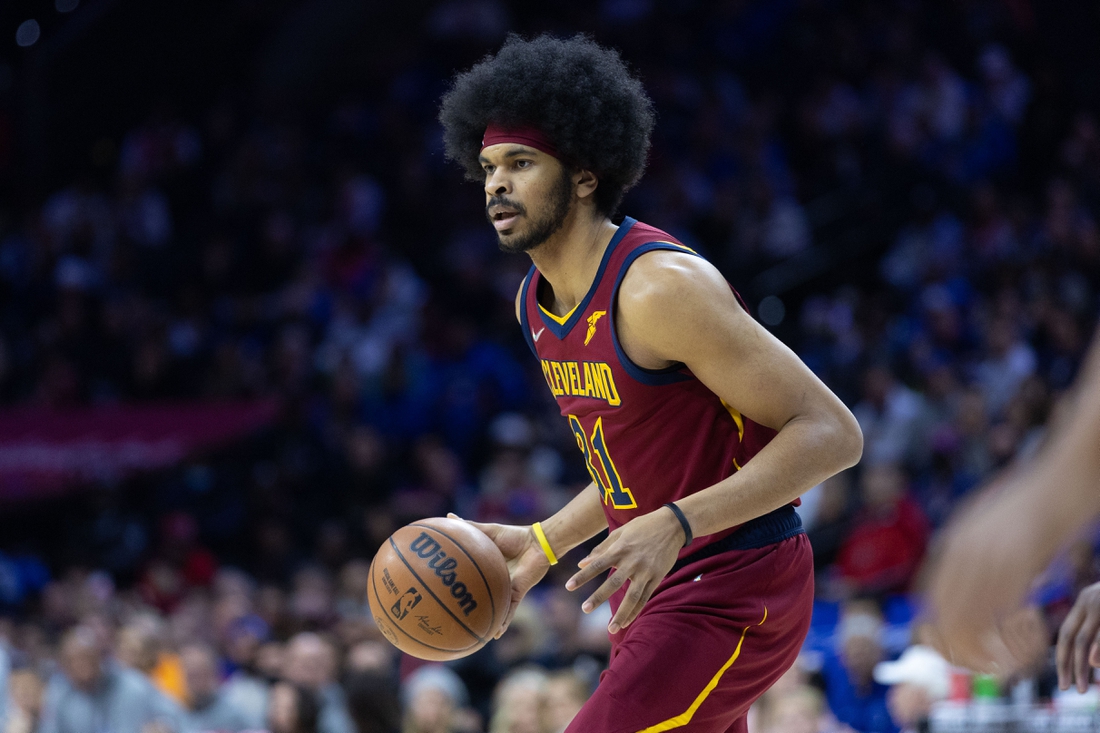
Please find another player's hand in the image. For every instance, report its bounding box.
[1057,582,1100,693]
[922,483,1048,673]
[447,514,550,639]
[565,506,684,634]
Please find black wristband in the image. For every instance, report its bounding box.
[663,502,693,547]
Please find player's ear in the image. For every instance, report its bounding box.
[574,168,598,200]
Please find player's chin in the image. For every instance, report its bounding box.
[495,230,527,254]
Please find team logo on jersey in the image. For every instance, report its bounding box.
[584,311,607,346]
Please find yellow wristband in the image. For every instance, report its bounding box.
[532,522,558,566]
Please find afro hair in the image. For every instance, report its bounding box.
[439,34,655,217]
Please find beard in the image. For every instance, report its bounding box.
[487,167,574,254]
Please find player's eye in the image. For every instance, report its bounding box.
[515,160,531,169]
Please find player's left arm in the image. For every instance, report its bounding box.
[567,251,863,632]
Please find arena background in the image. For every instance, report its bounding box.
[0,1,1098,732]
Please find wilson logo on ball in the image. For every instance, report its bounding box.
[409,533,479,616]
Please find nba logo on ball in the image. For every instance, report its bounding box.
[391,588,422,620]
[368,517,511,661]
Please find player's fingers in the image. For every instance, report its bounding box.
[496,587,527,639]
[1057,604,1086,690]
[581,568,628,614]
[1074,614,1100,693]
[608,577,655,634]
[497,551,555,638]
[926,571,976,658]
[446,512,496,536]
[567,549,616,591]
[980,627,1025,677]
[941,621,1006,675]
[1090,641,1100,669]
[575,532,617,570]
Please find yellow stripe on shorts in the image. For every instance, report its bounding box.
[635,608,768,733]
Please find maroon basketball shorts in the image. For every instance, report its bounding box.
[566,533,814,733]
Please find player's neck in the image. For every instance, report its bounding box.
[528,210,617,316]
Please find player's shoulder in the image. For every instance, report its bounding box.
[617,244,729,319]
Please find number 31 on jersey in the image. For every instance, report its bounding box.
[568,415,637,509]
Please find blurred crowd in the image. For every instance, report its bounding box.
[0,560,603,733]
[0,0,1098,731]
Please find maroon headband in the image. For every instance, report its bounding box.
[481,123,564,162]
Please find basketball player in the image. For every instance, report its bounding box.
[438,35,864,732]
[924,332,1100,687]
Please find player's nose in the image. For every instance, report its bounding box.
[484,168,510,197]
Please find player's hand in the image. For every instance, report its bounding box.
[565,506,684,634]
[447,514,550,639]
[1057,582,1100,693]
[922,483,1048,673]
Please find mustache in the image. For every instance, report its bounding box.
[485,196,527,221]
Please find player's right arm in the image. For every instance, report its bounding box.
[456,280,609,638]
[451,482,607,638]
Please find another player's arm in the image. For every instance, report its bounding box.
[567,251,864,632]
[924,334,1100,676]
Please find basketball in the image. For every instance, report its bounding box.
[368,517,512,661]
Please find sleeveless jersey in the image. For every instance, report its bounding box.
[520,217,779,560]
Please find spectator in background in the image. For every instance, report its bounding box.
[39,626,184,733]
[178,643,250,732]
[4,669,45,733]
[852,367,925,467]
[804,471,856,588]
[268,681,321,733]
[115,622,161,677]
[401,665,476,733]
[750,659,853,733]
[837,464,929,597]
[872,645,950,733]
[821,604,896,733]
[344,671,400,733]
[282,633,354,733]
[974,318,1036,417]
[537,671,588,733]
[488,667,546,733]
[762,686,854,733]
[116,618,186,704]
[219,615,272,728]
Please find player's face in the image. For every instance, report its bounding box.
[481,143,574,254]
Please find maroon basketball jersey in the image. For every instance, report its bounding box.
[520,217,779,559]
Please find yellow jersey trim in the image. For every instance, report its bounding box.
[720,399,745,441]
[651,240,699,255]
[636,608,768,733]
[538,301,579,325]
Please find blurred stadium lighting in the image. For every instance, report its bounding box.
[56,0,80,12]
[16,19,41,47]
